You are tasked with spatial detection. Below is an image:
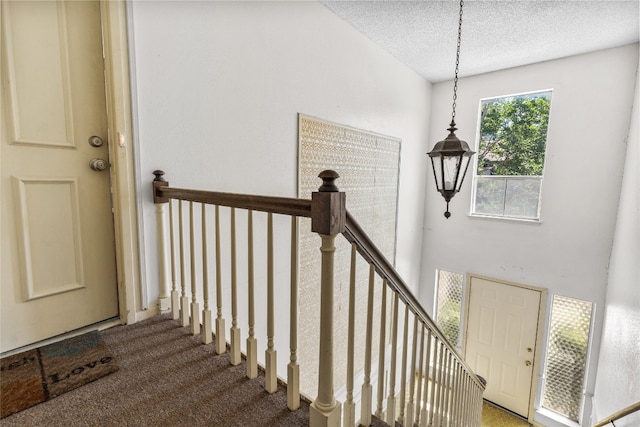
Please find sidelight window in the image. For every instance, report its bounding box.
[542,295,593,422]
[434,270,464,351]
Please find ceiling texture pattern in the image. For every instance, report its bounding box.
[321,1,640,82]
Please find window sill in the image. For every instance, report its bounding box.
[469,213,544,224]
[534,407,580,427]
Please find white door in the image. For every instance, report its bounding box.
[1,1,118,352]
[464,276,542,418]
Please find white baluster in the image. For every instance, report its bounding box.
[265,212,277,393]
[169,200,179,319]
[229,208,241,365]
[462,372,470,427]
[343,244,357,427]
[189,202,200,335]
[470,380,478,427]
[419,328,432,427]
[360,263,376,426]
[214,205,226,355]
[375,283,388,419]
[479,383,485,426]
[398,306,409,425]
[461,363,469,426]
[155,200,171,312]
[405,315,419,427]
[430,340,437,427]
[466,381,472,427]
[415,324,426,425]
[459,368,466,427]
[480,384,485,425]
[246,210,257,379]
[201,204,212,344]
[386,292,399,426]
[288,216,300,410]
[433,340,445,427]
[450,361,458,426]
[443,351,452,426]
[179,200,190,327]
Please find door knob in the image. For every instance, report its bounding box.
[525,360,532,366]
[89,158,108,171]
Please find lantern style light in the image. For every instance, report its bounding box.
[428,0,475,219]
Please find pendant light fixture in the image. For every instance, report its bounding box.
[427,0,475,219]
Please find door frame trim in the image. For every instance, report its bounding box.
[461,273,547,423]
[101,0,139,325]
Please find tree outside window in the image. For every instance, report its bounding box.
[472,91,552,220]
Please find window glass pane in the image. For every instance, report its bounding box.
[473,90,551,219]
[443,156,460,191]
[435,270,464,350]
[477,91,551,176]
[431,157,443,191]
[474,177,506,216]
[504,178,542,218]
[543,295,593,422]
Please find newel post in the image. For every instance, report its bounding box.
[153,170,171,312]
[310,170,346,427]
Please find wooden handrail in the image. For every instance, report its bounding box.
[157,186,313,218]
[592,401,640,427]
[342,211,485,390]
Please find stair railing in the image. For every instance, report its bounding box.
[592,401,640,427]
[152,169,485,427]
[339,195,485,427]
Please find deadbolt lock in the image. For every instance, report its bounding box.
[88,135,104,147]
[525,360,532,366]
[527,347,533,352]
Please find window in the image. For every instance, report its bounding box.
[542,295,593,422]
[434,270,464,350]
[472,90,552,220]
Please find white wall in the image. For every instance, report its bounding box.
[420,45,639,426]
[592,52,640,427]
[129,0,431,392]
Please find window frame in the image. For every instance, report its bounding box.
[469,89,554,222]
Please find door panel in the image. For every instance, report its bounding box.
[1,1,118,352]
[12,177,85,299]
[464,276,541,418]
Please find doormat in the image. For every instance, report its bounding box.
[0,330,118,419]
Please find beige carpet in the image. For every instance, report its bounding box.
[2,315,506,427]
[1,315,310,426]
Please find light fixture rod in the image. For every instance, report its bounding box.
[451,0,464,123]
[427,0,473,219]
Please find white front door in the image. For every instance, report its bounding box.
[464,275,542,418]
[1,1,119,352]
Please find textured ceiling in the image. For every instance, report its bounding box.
[321,1,640,82]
